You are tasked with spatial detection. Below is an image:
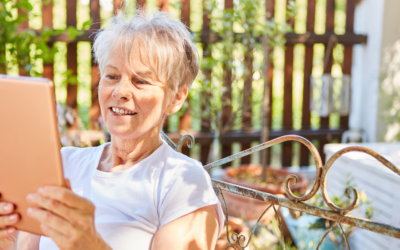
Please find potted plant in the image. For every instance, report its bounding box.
[194,0,304,222]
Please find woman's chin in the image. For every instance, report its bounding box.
[109,128,140,140]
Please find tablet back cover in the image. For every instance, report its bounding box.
[0,75,65,235]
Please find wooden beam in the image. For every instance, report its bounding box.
[284,32,367,45]
[47,30,367,45]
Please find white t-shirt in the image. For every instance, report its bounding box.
[39,140,225,250]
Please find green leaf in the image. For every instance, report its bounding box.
[15,1,33,12]
[82,19,92,30]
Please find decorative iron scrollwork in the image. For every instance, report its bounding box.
[162,132,400,250]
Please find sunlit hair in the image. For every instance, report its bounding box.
[92,9,199,93]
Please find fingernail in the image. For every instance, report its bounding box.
[7,228,15,234]
[3,203,12,212]
[8,214,17,222]
[38,188,44,194]
[27,208,34,216]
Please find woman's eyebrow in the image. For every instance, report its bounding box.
[135,70,154,79]
[105,65,119,70]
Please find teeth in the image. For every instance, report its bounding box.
[111,107,135,115]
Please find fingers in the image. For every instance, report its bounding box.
[0,203,14,215]
[0,203,19,228]
[36,186,94,213]
[26,193,72,221]
[0,227,17,239]
[40,223,68,247]
[27,207,74,238]
[0,213,19,228]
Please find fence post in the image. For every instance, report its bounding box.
[300,0,316,166]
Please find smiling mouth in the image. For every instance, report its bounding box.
[110,107,137,116]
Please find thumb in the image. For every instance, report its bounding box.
[64,178,72,190]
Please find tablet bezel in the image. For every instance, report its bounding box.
[0,75,65,235]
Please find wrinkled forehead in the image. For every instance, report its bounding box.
[108,35,164,82]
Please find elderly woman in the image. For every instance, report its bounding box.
[0,10,224,250]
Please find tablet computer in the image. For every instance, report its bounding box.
[0,75,65,235]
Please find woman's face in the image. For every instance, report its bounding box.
[98,44,185,141]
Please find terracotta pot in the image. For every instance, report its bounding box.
[219,164,308,223]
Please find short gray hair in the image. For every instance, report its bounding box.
[92,9,199,93]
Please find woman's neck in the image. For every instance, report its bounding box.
[99,130,163,172]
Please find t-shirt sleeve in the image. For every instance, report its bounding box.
[158,160,225,234]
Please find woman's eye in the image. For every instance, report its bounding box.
[106,75,117,80]
[135,79,149,85]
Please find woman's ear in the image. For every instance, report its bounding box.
[166,86,189,115]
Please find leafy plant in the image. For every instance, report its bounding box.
[191,0,296,164]
[308,173,375,249]
[0,0,87,78]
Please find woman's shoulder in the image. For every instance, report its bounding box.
[61,145,100,164]
[157,142,212,190]
[161,142,205,174]
[61,144,105,179]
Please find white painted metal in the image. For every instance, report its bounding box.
[324,143,400,250]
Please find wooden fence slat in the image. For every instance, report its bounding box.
[281,0,295,167]
[220,0,234,167]
[318,0,336,162]
[114,0,124,14]
[200,0,212,165]
[282,45,294,166]
[66,43,78,109]
[66,0,78,110]
[18,7,29,30]
[89,0,101,129]
[240,53,253,164]
[42,0,53,28]
[340,0,356,130]
[137,0,146,9]
[42,0,53,81]
[181,0,190,26]
[181,0,191,156]
[264,0,275,166]
[300,0,316,166]
[89,65,101,129]
[157,0,169,12]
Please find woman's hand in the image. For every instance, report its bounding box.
[26,185,111,250]
[0,200,19,250]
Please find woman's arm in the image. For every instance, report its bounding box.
[151,205,219,250]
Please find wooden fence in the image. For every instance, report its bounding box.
[24,0,367,167]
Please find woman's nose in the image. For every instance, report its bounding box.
[113,77,132,100]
